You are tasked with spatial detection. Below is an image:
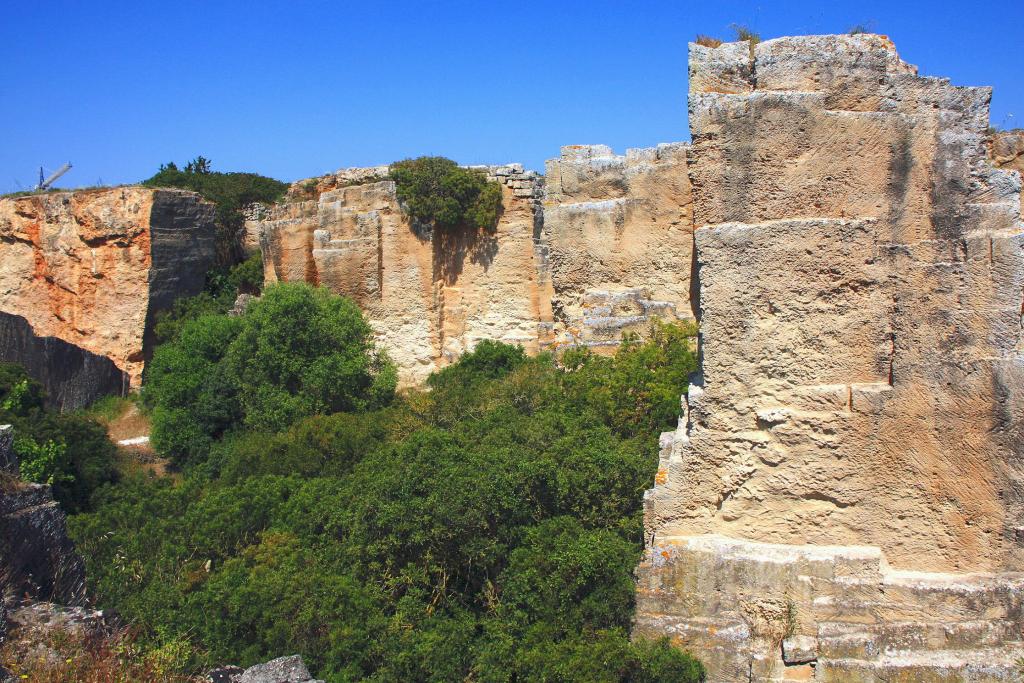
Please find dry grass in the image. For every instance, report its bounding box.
[694,34,723,48]
[0,626,199,683]
[0,470,25,493]
[731,23,760,43]
[81,396,180,480]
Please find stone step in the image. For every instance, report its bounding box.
[818,644,1024,683]
[817,619,1021,661]
[818,571,1024,624]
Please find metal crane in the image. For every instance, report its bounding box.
[36,162,72,191]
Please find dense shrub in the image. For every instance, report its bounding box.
[71,319,703,681]
[0,364,117,511]
[152,252,264,344]
[142,157,287,264]
[147,283,396,465]
[390,156,503,232]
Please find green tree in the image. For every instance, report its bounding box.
[0,363,118,511]
[72,326,703,681]
[147,283,396,465]
[224,283,396,432]
[390,156,503,232]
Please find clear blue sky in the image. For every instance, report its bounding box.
[2,1,1020,191]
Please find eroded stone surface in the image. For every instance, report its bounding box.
[257,157,691,383]
[214,655,324,683]
[543,143,694,349]
[993,129,1024,177]
[635,34,1024,681]
[0,187,216,388]
[0,479,86,607]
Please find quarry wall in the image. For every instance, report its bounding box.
[0,311,128,411]
[635,34,1024,681]
[0,187,216,391]
[0,31,1022,681]
[257,152,694,384]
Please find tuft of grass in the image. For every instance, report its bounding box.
[730,23,761,44]
[848,22,873,34]
[695,34,723,48]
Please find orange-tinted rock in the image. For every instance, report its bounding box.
[0,187,216,388]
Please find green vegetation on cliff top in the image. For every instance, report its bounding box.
[142,157,288,264]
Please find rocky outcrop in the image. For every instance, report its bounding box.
[994,129,1024,176]
[635,34,1024,681]
[0,187,216,389]
[207,655,324,683]
[0,481,86,607]
[0,311,128,411]
[260,169,551,385]
[257,155,692,383]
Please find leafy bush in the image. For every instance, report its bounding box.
[71,323,702,681]
[147,283,396,465]
[390,156,503,232]
[151,252,264,345]
[0,363,117,511]
[15,436,72,485]
[141,158,287,264]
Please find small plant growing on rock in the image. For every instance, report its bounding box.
[389,156,503,233]
[731,23,761,44]
[695,34,723,47]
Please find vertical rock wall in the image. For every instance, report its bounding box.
[260,170,554,385]
[258,156,693,384]
[635,35,1024,681]
[0,312,128,411]
[544,143,694,349]
[0,188,216,389]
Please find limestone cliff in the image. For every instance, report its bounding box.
[543,143,693,347]
[635,34,1024,681]
[257,154,693,384]
[260,167,550,385]
[0,187,216,389]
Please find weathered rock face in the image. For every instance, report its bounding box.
[260,168,551,385]
[994,129,1024,176]
[0,311,128,411]
[635,35,1024,681]
[258,155,693,383]
[543,144,694,348]
[237,655,323,683]
[0,187,216,389]
[0,481,86,607]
